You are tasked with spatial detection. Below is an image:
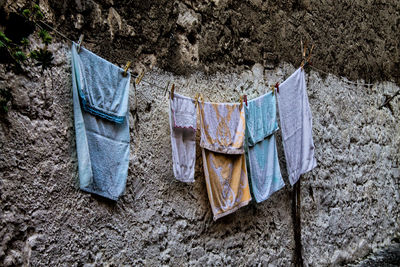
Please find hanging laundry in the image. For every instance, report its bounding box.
[245,92,284,203]
[199,101,251,220]
[169,93,197,182]
[71,42,130,201]
[277,68,317,185]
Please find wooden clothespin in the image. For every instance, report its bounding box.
[77,34,84,53]
[194,92,200,108]
[301,40,308,69]
[135,71,144,85]
[301,41,315,69]
[271,84,275,95]
[194,92,199,101]
[122,61,131,77]
[170,83,175,100]
[304,44,315,68]
[239,95,243,110]
[198,93,204,105]
[163,81,170,96]
[275,82,280,94]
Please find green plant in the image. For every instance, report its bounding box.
[0,88,12,115]
[38,29,52,45]
[30,48,54,71]
[0,3,55,114]
[1,3,53,69]
[20,37,29,48]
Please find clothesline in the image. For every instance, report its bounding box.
[309,65,374,87]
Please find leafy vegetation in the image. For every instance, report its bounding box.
[0,3,55,115]
[0,88,12,115]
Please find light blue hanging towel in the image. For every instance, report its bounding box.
[71,42,130,201]
[245,92,284,203]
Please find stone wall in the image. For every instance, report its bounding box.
[1,0,399,266]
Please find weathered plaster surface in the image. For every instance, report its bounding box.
[1,44,399,265]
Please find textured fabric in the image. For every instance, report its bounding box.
[71,42,130,200]
[245,92,278,146]
[72,44,129,124]
[199,101,251,220]
[245,92,284,203]
[171,93,197,130]
[169,93,196,182]
[277,68,317,185]
[199,101,246,154]
[201,148,251,220]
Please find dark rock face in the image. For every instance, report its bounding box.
[349,242,400,267]
[38,0,400,83]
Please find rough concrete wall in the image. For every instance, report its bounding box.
[1,46,399,266]
[1,0,400,266]
[300,70,400,266]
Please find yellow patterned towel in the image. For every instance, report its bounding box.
[199,102,251,220]
[199,101,246,154]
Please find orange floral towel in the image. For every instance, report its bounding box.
[199,102,251,220]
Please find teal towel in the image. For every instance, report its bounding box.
[71,42,130,201]
[245,92,284,203]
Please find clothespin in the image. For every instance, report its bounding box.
[239,95,243,110]
[194,92,200,108]
[275,82,280,94]
[300,38,304,59]
[122,61,131,77]
[301,41,315,69]
[301,40,308,69]
[135,71,144,85]
[304,44,315,68]
[303,40,308,59]
[271,84,275,95]
[243,95,247,106]
[77,34,84,53]
[163,81,170,96]
[170,83,175,100]
[198,93,204,105]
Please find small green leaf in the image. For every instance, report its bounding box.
[22,9,31,18]
[35,11,44,19]
[21,37,29,47]
[0,31,11,43]
[29,50,38,59]
[33,4,41,12]
[31,48,54,71]
[38,29,52,45]
[14,51,27,62]
[0,88,12,115]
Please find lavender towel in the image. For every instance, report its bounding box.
[277,68,317,185]
[169,93,197,182]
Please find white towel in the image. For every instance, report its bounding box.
[169,93,197,182]
[277,68,317,185]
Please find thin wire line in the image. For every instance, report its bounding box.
[309,65,374,86]
[38,20,74,43]
[10,3,377,95]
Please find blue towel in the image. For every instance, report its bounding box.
[245,92,284,203]
[71,42,130,200]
